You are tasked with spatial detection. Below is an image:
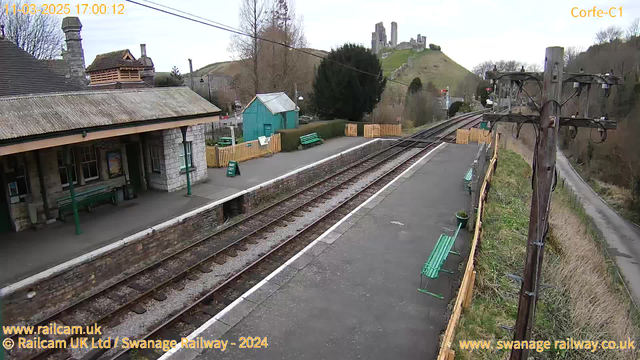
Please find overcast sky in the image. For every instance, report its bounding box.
[40,0,639,73]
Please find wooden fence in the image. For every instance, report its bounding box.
[456,128,492,144]
[363,124,402,138]
[456,129,470,144]
[437,132,499,360]
[345,123,358,137]
[206,133,281,168]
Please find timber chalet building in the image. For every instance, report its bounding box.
[0,17,220,233]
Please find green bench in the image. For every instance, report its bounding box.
[218,137,233,147]
[56,185,116,221]
[463,167,473,193]
[418,223,462,299]
[299,133,323,149]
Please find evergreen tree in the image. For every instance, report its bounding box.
[311,44,386,120]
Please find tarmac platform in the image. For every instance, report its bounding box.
[163,143,480,360]
[0,137,371,287]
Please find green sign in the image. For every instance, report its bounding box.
[226,160,241,177]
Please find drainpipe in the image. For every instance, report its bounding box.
[35,150,51,220]
[64,145,82,235]
[180,126,192,196]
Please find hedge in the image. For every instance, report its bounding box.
[276,120,345,151]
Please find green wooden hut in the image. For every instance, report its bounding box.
[242,92,298,141]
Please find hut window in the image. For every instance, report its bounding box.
[80,145,99,181]
[150,145,162,173]
[57,150,77,188]
[179,142,192,170]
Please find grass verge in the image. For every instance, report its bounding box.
[452,149,638,360]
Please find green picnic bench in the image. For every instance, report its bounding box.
[463,167,473,193]
[299,133,323,149]
[418,223,462,299]
[56,185,116,221]
[218,137,233,147]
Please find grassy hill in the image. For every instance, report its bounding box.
[190,48,328,78]
[381,49,474,96]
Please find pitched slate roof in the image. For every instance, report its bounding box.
[0,39,84,97]
[246,92,297,115]
[86,49,144,72]
[0,87,221,141]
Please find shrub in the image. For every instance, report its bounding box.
[277,120,348,151]
[428,43,441,51]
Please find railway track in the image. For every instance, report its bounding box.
[6,111,483,360]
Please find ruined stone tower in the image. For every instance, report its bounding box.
[391,22,398,47]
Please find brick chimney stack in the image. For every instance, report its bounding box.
[61,17,88,86]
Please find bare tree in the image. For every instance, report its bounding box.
[229,0,266,96]
[472,60,494,78]
[595,25,623,44]
[456,73,480,102]
[526,62,542,72]
[627,18,640,40]
[0,0,64,59]
[258,0,307,96]
[564,46,583,67]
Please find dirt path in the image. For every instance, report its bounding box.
[556,149,640,307]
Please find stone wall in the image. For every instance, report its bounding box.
[162,125,207,192]
[243,139,392,211]
[2,202,224,325]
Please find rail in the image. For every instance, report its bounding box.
[6,112,484,360]
[107,112,485,360]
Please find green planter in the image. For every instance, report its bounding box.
[456,213,469,228]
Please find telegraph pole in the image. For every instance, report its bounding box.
[509,46,563,360]
[484,53,619,360]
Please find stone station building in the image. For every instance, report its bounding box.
[0,88,220,233]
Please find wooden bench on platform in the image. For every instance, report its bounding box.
[298,133,323,149]
[463,167,473,193]
[418,223,462,299]
[56,185,116,221]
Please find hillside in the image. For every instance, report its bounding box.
[381,49,474,95]
[191,48,328,78]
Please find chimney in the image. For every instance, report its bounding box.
[138,44,155,87]
[61,17,88,86]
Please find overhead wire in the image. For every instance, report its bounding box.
[125,0,423,91]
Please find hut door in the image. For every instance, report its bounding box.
[263,124,273,137]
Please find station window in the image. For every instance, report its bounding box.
[179,142,193,170]
[57,150,77,187]
[150,145,162,173]
[5,155,29,202]
[80,145,99,181]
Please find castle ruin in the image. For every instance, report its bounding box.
[370,21,426,55]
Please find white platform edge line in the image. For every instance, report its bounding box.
[156,142,446,360]
[1,139,381,297]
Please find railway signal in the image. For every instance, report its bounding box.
[483,46,620,360]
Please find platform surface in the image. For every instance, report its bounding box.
[175,143,481,360]
[0,137,371,287]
